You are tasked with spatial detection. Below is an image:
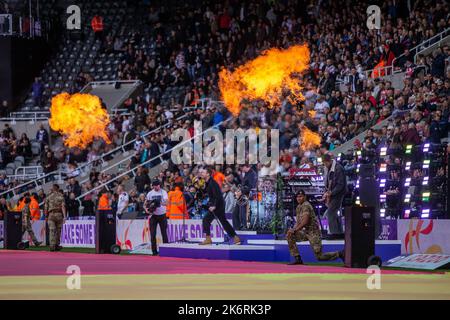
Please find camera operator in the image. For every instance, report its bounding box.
[144,179,169,256]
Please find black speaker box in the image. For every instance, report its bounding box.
[4,211,22,250]
[344,206,375,268]
[95,210,117,254]
[359,163,381,237]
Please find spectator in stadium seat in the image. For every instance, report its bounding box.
[0,100,9,118]
[35,124,49,146]
[42,151,57,174]
[66,192,80,219]
[67,178,81,198]
[91,14,104,42]
[17,133,32,159]
[31,77,44,108]
[134,166,151,194]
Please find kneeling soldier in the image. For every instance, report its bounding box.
[286,190,344,265]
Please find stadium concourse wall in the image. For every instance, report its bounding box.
[1,219,450,256]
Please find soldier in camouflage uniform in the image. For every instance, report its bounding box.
[286,190,344,265]
[21,197,42,247]
[44,184,67,252]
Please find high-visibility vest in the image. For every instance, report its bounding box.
[371,60,385,78]
[166,189,188,219]
[91,16,104,32]
[30,198,41,220]
[98,194,111,211]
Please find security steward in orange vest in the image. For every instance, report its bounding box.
[91,15,104,41]
[30,194,41,221]
[166,183,189,220]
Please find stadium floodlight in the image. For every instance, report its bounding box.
[404,209,411,218]
[405,161,411,171]
[404,194,411,203]
[405,144,413,154]
[421,209,430,218]
[423,143,430,152]
[380,147,387,157]
[422,176,429,186]
[380,194,386,202]
[379,163,387,172]
[404,177,411,187]
[422,159,430,169]
[379,179,386,187]
[380,208,386,218]
[422,192,430,202]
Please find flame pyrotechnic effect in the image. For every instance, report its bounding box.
[49,93,111,149]
[219,44,310,116]
[301,127,322,151]
[219,44,321,150]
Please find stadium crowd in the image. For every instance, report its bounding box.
[0,0,448,222]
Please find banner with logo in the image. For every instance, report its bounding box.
[117,219,226,251]
[60,220,96,248]
[398,219,450,255]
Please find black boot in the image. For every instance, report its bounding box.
[287,255,304,265]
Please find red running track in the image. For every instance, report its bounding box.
[0,251,426,276]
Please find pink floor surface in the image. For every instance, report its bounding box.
[0,250,430,276]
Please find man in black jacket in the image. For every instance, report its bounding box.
[321,153,347,239]
[199,167,241,245]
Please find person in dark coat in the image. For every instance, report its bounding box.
[199,167,241,245]
[321,153,347,238]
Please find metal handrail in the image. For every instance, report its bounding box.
[75,112,230,205]
[0,117,49,122]
[0,170,64,199]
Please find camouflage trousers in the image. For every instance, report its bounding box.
[22,219,39,245]
[287,230,340,261]
[48,212,64,248]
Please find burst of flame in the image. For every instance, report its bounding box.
[219,44,310,116]
[300,127,321,151]
[49,93,111,149]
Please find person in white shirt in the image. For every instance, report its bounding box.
[116,185,129,218]
[144,179,169,255]
[121,116,130,133]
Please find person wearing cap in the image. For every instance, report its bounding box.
[144,179,169,255]
[287,190,343,265]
